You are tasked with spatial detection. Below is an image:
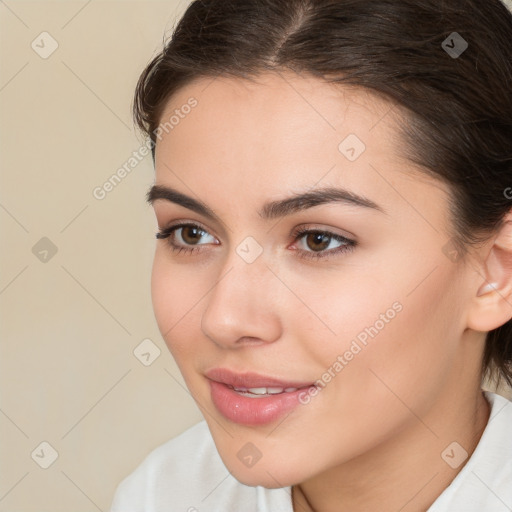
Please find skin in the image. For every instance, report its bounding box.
[148,70,512,512]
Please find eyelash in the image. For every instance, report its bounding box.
[155,222,357,261]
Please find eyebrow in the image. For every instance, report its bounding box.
[146,184,386,222]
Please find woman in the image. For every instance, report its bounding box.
[111,0,512,510]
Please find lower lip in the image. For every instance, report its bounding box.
[209,380,315,426]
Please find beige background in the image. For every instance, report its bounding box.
[1,1,511,510]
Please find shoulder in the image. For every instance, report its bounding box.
[479,391,512,475]
[476,391,512,470]
[429,391,512,512]
[130,419,217,480]
[110,420,292,512]
[110,421,223,510]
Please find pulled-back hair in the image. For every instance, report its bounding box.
[133,0,512,388]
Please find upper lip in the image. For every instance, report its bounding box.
[205,367,315,389]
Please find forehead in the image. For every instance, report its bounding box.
[155,70,402,175]
[158,70,397,143]
[153,70,450,225]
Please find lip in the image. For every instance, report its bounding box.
[205,368,314,389]
[205,368,316,426]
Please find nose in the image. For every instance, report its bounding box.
[200,250,282,349]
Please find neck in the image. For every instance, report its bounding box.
[292,387,490,512]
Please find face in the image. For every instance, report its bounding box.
[149,71,476,488]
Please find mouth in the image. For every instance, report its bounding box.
[205,368,317,425]
[225,384,305,397]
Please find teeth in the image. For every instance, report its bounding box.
[231,386,299,395]
[267,387,285,394]
[245,387,268,395]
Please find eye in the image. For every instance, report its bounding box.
[156,222,218,254]
[155,222,357,260]
[290,226,357,261]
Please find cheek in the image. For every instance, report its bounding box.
[151,253,175,336]
[319,259,464,419]
[296,238,462,397]
[150,251,205,357]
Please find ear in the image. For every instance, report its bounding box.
[467,211,512,332]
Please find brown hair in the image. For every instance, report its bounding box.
[133,0,512,388]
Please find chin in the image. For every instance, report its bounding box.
[229,464,296,488]
[216,448,307,489]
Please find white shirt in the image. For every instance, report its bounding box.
[110,390,512,512]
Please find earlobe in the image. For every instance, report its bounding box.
[467,212,512,332]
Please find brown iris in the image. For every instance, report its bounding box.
[181,226,204,245]
[305,232,331,252]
